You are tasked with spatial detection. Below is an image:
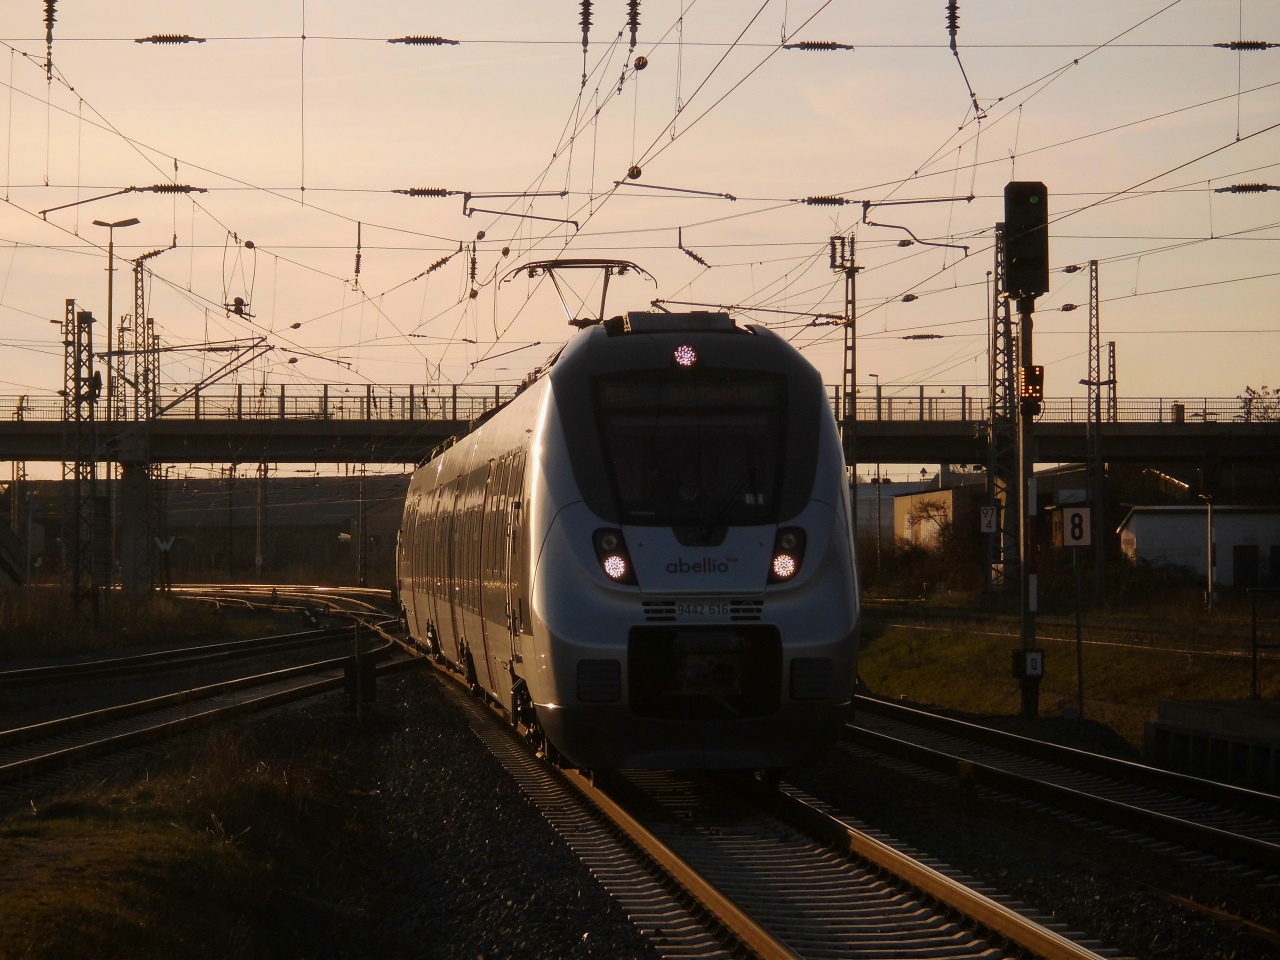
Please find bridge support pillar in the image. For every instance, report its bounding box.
[118,460,152,594]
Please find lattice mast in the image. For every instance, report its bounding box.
[985,225,1019,591]
[1085,260,1106,602]
[830,234,860,534]
[61,299,101,620]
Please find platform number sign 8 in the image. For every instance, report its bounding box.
[1053,505,1092,548]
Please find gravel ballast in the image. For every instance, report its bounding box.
[355,669,659,959]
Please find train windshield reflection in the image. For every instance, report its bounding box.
[594,375,786,527]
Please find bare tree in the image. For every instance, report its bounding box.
[1240,386,1280,422]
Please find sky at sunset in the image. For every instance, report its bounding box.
[0,0,1278,435]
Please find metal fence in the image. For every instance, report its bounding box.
[0,383,1270,425]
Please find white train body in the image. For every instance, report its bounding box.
[397,311,859,768]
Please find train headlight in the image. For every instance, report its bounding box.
[673,344,697,367]
[592,528,638,585]
[767,527,807,583]
[771,554,797,579]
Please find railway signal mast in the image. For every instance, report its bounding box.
[1004,182,1049,718]
[829,235,860,458]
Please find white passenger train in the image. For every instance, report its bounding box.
[397,309,859,769]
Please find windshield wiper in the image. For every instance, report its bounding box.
[700,468,758,539]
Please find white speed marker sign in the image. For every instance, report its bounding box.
[979,506,998,533]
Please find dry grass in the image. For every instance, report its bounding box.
[857,621,1280,747]
[0,726,370,960]
[0,588,289,660]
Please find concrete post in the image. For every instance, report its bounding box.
[118,460,151,593]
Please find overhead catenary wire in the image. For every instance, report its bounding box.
[4,3,1280,393]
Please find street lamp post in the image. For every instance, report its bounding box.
[91,217,140,592]
[91,217,140,422]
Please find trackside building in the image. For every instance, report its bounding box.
[1116,505,1280,587]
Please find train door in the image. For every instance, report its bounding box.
[412,490,430,644]
[509,450,531,644]
[442,478,464,663]
[480,456,512,689]
[470,463,496,690]
[400,496,418,637]
[428,483,452,655]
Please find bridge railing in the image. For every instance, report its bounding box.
[826,385,1271,424]
[0,384,1271,424]
[0,384,522,423]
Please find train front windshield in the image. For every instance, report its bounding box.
[594,375,786,528]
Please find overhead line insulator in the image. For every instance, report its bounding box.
[388,36,460,46]
[1213,40,1278,50]
[44,0,56,78]
[1213,182,1280,193]
[627,0,640,51]
[801,195,851,205]
[138,183,206,193]
[135,34,206,44]
[394,187,452,197]
[782,41,854,51]
[579,0,593,86]
[902,333,942,339]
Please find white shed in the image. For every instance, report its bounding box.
[1117,506,1280,587]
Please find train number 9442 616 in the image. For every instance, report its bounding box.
[675,601,731,617]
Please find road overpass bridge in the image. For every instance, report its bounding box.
[0,383,1274,465]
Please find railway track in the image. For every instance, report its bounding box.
[848,696,1280,878]
[0,587,419,796]
[173,583,394,617]
[429,654,1121,960]
[0,638,416,792]
[0,625,355,689]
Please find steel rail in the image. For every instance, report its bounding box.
[0,653,365,752]
[854,695,1280,820]
[754,782,1110,960]
[0,644,418,787]
[422,650,1108,960]
[561,765,802,960]
[0,626,354,689]
[845,725,1280,871]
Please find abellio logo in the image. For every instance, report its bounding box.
[666,556,739,574]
